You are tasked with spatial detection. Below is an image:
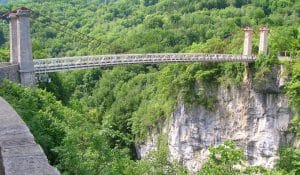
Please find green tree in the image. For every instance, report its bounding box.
[198,140,244,175]
[277,147,300,175]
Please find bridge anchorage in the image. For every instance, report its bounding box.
[1,7,272,85]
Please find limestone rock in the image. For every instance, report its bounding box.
[137,66,292,174]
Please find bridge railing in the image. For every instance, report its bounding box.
[0,62,11,67]
[33,53,256,74]
[278,51,298,60]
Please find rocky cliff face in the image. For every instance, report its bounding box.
[137,65,293,173]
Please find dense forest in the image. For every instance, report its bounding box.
[0,0,300,174]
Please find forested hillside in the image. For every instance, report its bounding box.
[0,0,300,174]
[0,0,299,58]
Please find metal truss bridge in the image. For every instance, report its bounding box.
[33,53,255,74]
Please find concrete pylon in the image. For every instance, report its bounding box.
[243,26,253,56]
[259,26,269,55]
[8,12,18,64]
[16,8,35,85]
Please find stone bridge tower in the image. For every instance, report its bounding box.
[243,26,269,56]
[243,26,253,56]
[5,7,35,85]
[259,26,269,55]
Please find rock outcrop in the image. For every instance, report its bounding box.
[137,65,293,173]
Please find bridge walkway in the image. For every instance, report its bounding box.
[33,53,255,74]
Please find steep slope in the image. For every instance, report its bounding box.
[138,65,292,173]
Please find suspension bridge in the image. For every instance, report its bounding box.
[33,54,255,74]
[0,6,294,175]
[1,7,268,85]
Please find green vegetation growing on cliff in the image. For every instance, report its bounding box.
[287,60,300,136]
[0,78,191,174]
[198,140,245,175]
[279,58,300,175]
[0,0,299,174]
[198,140,285,175]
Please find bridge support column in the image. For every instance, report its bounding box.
[8,13,18,64]
[16,8,35,85]
[243,27,253,56]
[243,27,253,84]
[259,26,269,55]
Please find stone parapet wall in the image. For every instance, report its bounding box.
[0,97,59,175]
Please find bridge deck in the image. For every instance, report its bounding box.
[33,53,255,74]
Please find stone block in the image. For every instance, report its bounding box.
[0,97,59,174]
[3,156,59,175]
[0,64,20,85]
